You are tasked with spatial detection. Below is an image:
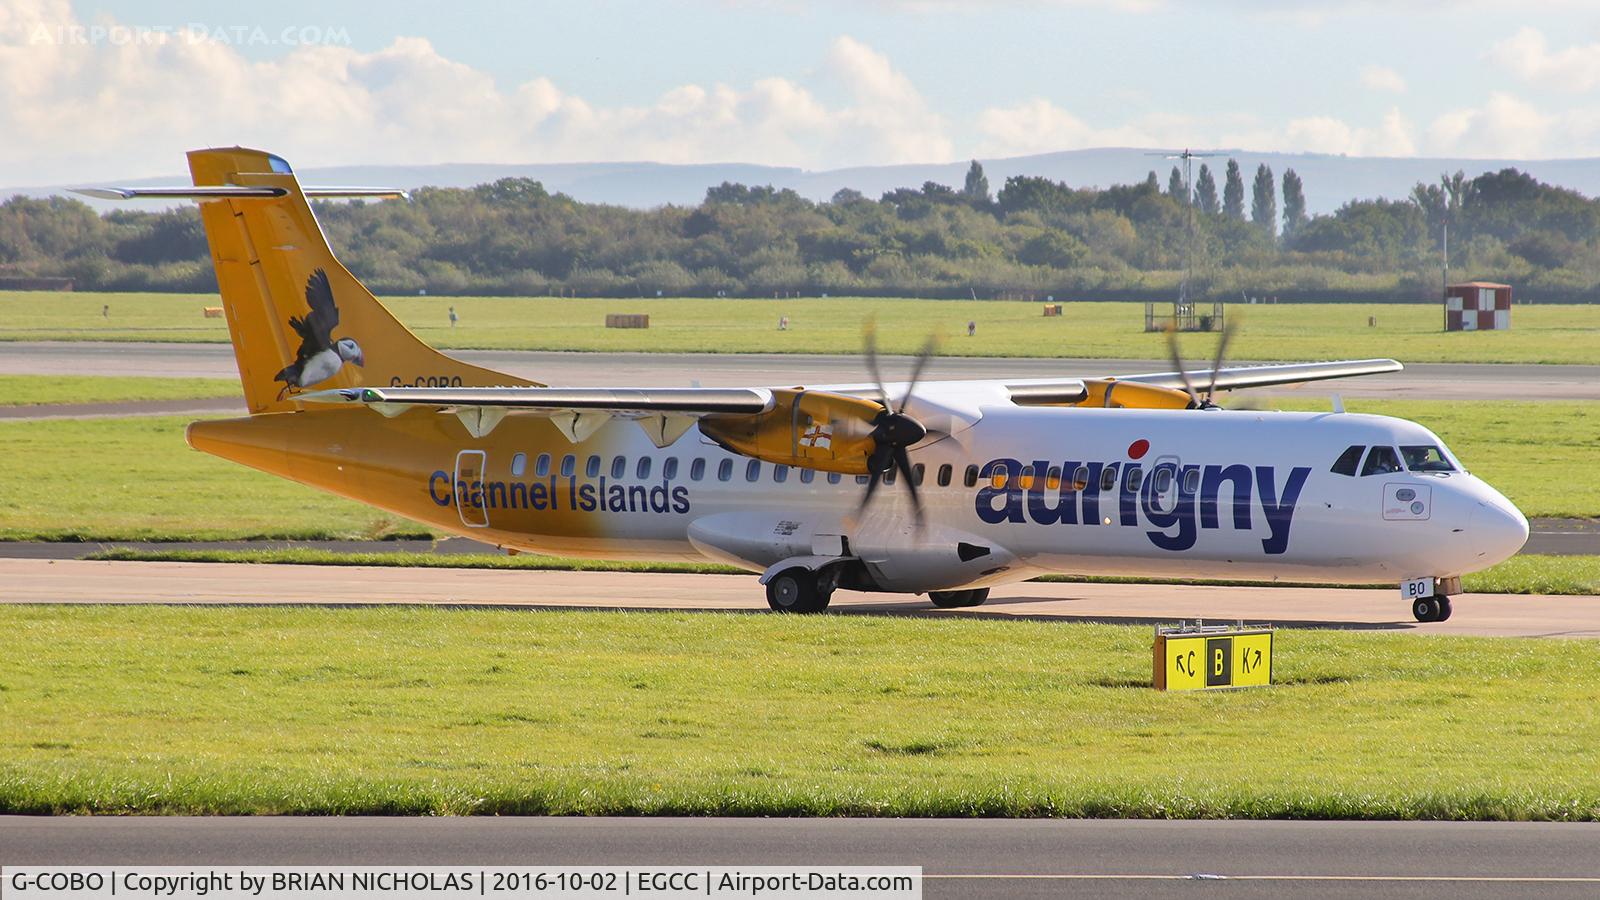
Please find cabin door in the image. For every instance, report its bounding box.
[454,449,490,528]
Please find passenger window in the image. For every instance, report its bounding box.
[611,456,627,479]
[663,458,678,479]
[535,453,551,477]
[690,458,706,481]
[990,464,1009,489]
[745,460,761,482]
[828,472,842,484]
[510,452,527,477]
[560,455,576,477]
[1360,446,1403,476]
[964,465,980,488]
[1331,444,1364,477]
[1151,467,1172,494]
[1100,463,1120,492]
[912,463,925,486]
[1182,467,1201,494]
[774,465,789,483]
[937,464,953,487]
[1124,466,1142,492]
[1401,445,1456,472]
[1072,465,1089,492]
[1046,466,1062,490]
[883,466,896,485]
[800,468,815,483]
[1018,465,1035,490]
[856,475,871,485]
[586,455,601,478]
[636,457,652,479]
[718,459,734,481]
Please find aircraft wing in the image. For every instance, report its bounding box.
[1111,358,1402,392]
[300,386,773,444]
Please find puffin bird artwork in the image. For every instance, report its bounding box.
[274,268,364,399]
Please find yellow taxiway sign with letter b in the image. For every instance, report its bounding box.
[1154,624,1272,691]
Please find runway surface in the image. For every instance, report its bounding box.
[4,817,1599,899]
[5,558,1596,637]
[4,340,1597,399]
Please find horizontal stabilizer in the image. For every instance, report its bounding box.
[71,186,408,201]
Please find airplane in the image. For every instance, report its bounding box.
[77,147,1530,623]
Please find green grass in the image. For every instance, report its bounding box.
[2,398,1593,541]
[5,292,1600,363]
[1,606,1597,818]
[0,416,421,541]
[0,375,238,407]
[81,548,1600,596]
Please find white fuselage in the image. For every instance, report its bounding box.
[444,383,1529,595]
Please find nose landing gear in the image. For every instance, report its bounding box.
[1412,595,1453,622]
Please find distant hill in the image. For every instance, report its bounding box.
[13,148,1600,215]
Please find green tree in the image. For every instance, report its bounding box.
[1222,159,1245,221]
[962,160,990,205]
[1167,166,1186,203]
[1144,171,1160,192]
[1195,164,1219,216]
[1251,164,1277,237]
[1281,168,1307,238]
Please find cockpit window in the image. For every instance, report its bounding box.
[1331,444,1364,477]
[1401,445,1456,473]
[1360,445,1403,476]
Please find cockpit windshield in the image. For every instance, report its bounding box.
[1401,445,1456,472]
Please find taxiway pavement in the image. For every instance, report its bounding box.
[4,817,1599,899]
[3,341,1596,400]
[4,558,1596,637]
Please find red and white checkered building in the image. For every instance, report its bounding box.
[1445,282,1511,331]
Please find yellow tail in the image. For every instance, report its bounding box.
[188,147,536,414]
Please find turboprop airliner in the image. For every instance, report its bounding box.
[78,148,1529,622]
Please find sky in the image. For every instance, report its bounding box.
[6,0,1600,183]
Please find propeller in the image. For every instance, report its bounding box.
[856,323,936,524]
[1164,317,1241,409]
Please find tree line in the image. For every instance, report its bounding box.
[2,159,1598,301]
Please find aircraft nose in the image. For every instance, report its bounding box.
[1468,499,1529,566]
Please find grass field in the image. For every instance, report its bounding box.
[4,291,1599,364]
[1,606,1596,818]
[0,375,238,407]
[84,548,1600,596]
[2,398,1593,542]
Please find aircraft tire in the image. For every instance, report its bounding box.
[1412,596,1442,622]
[930,588,990,608]
[1435,596,1453,621]
[766,568,825,613]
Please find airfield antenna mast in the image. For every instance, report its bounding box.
[1148,149,1214,306]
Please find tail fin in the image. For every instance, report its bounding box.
[186,147,537,414]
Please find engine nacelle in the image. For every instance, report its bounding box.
[699,389,882,475]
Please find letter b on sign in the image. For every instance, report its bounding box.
[1206,638,1232,687]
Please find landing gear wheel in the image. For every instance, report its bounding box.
[1412,596,1446,623]
[929,588,990,609]
[766,568,829,613]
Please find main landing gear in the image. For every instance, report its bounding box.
[765,567,838,613]
[929,588,990,609]
[1412,594,1453,623]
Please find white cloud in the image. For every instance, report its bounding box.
[0,1,951,183]
[1424,93,1553,157]
[1360,65,1406,94]
[1488,26,1600,92]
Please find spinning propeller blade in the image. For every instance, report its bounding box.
[853,323,935,525]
